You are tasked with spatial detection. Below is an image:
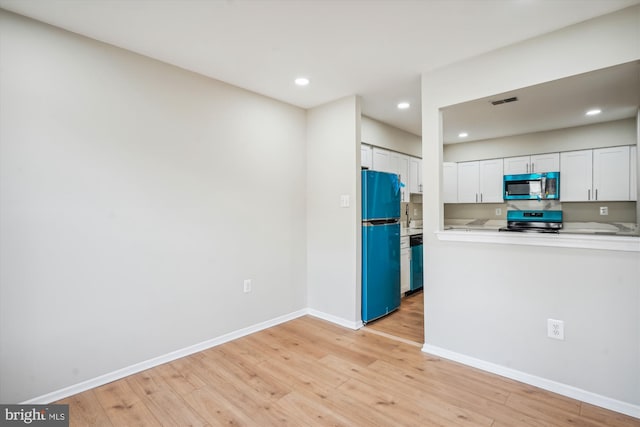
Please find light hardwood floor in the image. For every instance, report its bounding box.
[365,290,424,345]
[56,315,638,426]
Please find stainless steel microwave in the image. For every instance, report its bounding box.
[503,172,559,200]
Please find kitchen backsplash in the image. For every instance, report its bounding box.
[402,195,423,227]
[444,201,636,223]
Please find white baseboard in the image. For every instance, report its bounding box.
[422,343,640,419]
[306,308,363,330]
[23,309,308,405]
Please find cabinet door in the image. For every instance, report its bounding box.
[400,247,411,295]
[391,152,410,202]
[409,157,422,194]
[442,162,458,203]
[457,161,479,203]
[479,158,504,203]
[361,144,373,169]
[560,150,593,201]
[630,146,637,201]
[372,148,392,173]
[531,153,559,173]
[503,156,530,175]
[593,146,630,201]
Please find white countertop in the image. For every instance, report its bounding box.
[444,219,638,236]
[440,219,639,252]
[401,227,423,237]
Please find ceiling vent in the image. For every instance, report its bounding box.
[491,96,518,106]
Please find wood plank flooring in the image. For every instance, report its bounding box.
[56,315,639,426]
[365,290,424,344]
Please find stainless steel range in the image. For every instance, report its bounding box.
[499,210,563,233]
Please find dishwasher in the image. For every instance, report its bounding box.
[409,234,423,292]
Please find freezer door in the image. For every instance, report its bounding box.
[362,170,401,221]
[362,222,401,322]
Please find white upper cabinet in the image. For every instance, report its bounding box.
[531,153,560,173]
[479,158,504,202]
[372,147,393,173]
[561,146,630,201]
[409,157,422,194]
[457,159,503,203]
[361,144,373,169]
[503,156,530,175]
[457,161,480,203]
[504,153,559,174]
[368,146,422,199]
[592,146,630,201]
[391,152,410,202]
[442,162,457,203]
[560,150,593,201]
[630,145,637,201]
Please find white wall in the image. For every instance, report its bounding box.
[362,115,421,157]
[422,5,640,410]
[306,97,362,327]
[444,118,637,162]
[0,10,307,403]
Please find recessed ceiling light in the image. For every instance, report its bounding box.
[294,77,309,86]
[458,132,469,138]
[586,109,601,116]
[397,102,410,110]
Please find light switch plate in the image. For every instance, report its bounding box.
[340,194,350,208]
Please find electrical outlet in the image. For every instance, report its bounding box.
[495,208,502,216]
[547,319,564,340]
[243,279,252,293]
[599,206,608,216]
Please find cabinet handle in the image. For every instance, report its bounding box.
[588,189,591,200]
[526,164,529,173]
[531,162,535,172]
[595,189,598,200]
[480,193,483,202]
[475,193,478,203]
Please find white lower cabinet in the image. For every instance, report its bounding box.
[400,236,410,295]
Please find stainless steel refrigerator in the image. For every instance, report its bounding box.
[361,170,401,323]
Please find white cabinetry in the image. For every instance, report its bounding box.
[561,146,630,201]
[361,144,373,169]
[369,146,421,200]
[409,157,422,195]
[593,146,630,201]
[391,152,410,202]
[400,236,410,295]
[504,153,559,174]
[630,145,637,201]
[442,162,458,203]
[457,159,503,203]
[457,161,479,203]
[372,147,393,173]
[560,150,592,201]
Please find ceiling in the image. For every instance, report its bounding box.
[442,60,640,144]
[1,0,638,137]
